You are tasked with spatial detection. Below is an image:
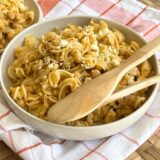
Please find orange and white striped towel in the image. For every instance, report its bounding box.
[1,0,160,160]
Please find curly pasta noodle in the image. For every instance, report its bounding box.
[0,0,35,49]
[8,20,153,126]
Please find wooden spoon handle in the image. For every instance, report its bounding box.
[117,36,160,76]
[102,74,160,106]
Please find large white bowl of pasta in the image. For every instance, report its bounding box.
[0,16,159,140]
[0,0,42,53]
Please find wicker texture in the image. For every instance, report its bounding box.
[128,130,160,160]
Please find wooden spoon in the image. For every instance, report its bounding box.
[101,74,160,106]
[47,74,160,124]
[47,36,160,123]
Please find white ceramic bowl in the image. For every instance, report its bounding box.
[24,0,43,23]
[0,0,43,53]
[0,16,159,140]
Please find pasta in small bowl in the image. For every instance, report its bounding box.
[0,0,42,53]
[0,16,159,140]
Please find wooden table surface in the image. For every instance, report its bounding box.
[0,0,160,160]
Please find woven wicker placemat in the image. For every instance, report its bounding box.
[0,1,160,160]
[140,0,160,10]
[127,130,160,160]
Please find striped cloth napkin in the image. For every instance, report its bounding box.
[1,0,160,159]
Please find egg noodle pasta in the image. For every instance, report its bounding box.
[8,20,153,126]
[0,0,35,49]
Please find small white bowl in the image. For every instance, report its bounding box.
[0,0,43,54]
[0,16,159,140]
[24,0,43,23]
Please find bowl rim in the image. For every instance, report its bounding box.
[0,15,159,130]
[32,0,43,22]
[0,0,43,53]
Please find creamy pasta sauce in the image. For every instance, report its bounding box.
[8,20,153,126]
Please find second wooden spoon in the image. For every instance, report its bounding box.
[102,74,160,106]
